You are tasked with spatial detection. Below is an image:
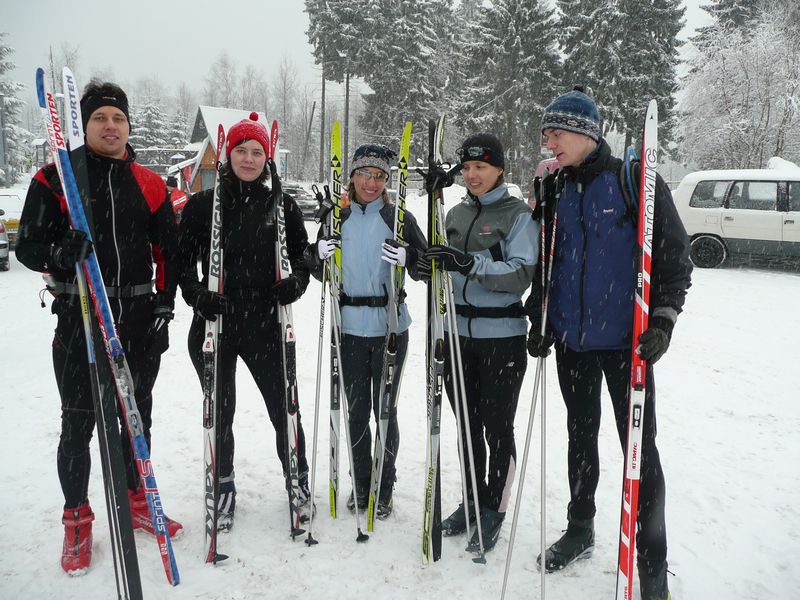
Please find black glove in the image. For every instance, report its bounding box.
[637,317,673,364]
[419,163,463,195]
[145,300,174,356]
[527,327,554,358]
[192,289,230,322]
[424,245,474,276]
[272,275,304,305]
[415,255,433,281]
[52,229,93,270]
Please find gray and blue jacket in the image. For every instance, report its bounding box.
[306,198,427,337]
[445,183,538,339]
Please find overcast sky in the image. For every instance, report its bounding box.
[3,0,712,104]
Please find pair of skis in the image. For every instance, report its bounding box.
[420,117,485,564]
[37,67,179,596]
[616,99,659,600]
[325,121,369,542]
[366,121,413,532]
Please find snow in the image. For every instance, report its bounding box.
[1,186,799,599]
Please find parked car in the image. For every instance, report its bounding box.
[673,161,800,268]
[0,209,9,271]
[0,192,23,250]
[283,184,317,219]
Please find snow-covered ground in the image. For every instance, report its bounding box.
[1,187,798,599]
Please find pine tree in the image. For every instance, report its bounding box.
[556,0,622,134]
[359,0,452,157]
[0,32,29,186]
[456,0,561,181]
[165,108,189,148]
[613,0,684,149]
[129,100,169,149]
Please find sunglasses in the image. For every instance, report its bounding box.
[354,168,388,181]
[457,146,498,162]
[353,144,397,161]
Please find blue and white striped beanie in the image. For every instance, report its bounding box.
[540,86,601,142]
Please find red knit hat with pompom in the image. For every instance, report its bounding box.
[225,111,270,159]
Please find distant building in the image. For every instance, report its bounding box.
[32,138,50,169]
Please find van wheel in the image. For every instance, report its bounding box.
[690,235,727,268]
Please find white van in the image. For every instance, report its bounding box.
[673,159,800,267]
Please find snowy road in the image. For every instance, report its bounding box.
[1,194,798,599]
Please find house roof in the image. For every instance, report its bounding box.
[190,106,269,148]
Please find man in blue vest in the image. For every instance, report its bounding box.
[526,87,692,600]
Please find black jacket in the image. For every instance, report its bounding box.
[178,176,310,311]
[17,145,178,322]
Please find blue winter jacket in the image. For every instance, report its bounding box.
[539,140,692,351]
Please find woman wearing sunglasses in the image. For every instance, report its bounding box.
[307,143,427,519]
[424,132,538,552]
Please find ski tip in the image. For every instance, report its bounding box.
[356,530,370,543]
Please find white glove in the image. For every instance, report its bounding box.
[317,236,340,260]
[381,240,407,266]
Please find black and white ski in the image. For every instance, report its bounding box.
[270,121,305,538]
[203,124,228,564]
[366,121,412,531]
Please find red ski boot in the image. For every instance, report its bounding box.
[61,502,95,575]
[128,488,183,538]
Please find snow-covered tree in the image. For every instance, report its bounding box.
[613,0,684,149]
[165,108,189,148]
[678,5,800,168]
[359,0,452,158]
[456,0,561,181]
[0,32,30,185]
[556,0,622,135]
[129,100,169,149]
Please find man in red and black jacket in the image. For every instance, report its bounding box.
[16,80,182,574]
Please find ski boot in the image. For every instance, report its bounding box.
[298,476,316,524]
[217,479,236,533]
[466,508,505,553]
[61,502,95,575]
[129,488,183,537]
[537,517,594,572]
[346,478,370,513]
[441,500,477,536]
[376,484,394,520]
[639,557,671,600]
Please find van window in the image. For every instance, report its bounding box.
[689,180,729,208]
[728,181,777,211]
[789,182,800,212]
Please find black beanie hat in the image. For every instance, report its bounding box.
[80,85,131,131]
[457,133,504,168]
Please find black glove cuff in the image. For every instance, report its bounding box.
[649,316,674,340]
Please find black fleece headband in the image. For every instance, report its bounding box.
[80,93,131,131]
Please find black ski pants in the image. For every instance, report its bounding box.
[53,301,164,509]
[188,306,309,485]
[554,344,667,562]
[443,335,527,513]
[340,331,408,493]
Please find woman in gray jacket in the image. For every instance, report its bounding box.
[424,132,539,552]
